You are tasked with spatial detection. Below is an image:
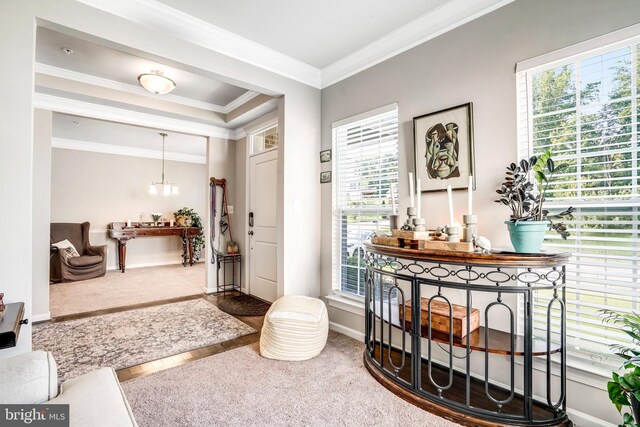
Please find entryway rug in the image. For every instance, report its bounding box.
[217,293,271,317]
[33,299,256,383]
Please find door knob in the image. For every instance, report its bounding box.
[248,230,254,236]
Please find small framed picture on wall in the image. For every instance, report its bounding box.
[413,102,475,192]
[320,149,332,163]
[320,171,331,183]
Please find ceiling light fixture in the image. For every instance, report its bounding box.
[149,132,179,196]
[138,70,176,95]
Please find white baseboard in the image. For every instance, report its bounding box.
[567,408,615,427]
[329,321,365,341]
[107,260,204,271]
[32,311,51,323]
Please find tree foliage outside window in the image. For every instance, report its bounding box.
[519,40,640,360]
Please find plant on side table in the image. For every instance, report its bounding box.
[495,149,574,253]
[601,310,640,427]
[173,207,205,265]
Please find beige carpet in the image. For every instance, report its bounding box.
[50,263,205,318]
[121,331,460,427]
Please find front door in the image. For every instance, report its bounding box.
[248,148,278,302]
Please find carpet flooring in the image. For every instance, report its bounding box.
[121,331,460,427]
[33,299,256,383]
[50,263,205,318]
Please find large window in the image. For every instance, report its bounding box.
[517,35,640,362]
[332,104,398,296]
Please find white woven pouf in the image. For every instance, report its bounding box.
[260,295,329,361]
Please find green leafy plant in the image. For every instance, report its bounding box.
[495,149,574,238]
[173,207,205,264]
[601,309,640,426]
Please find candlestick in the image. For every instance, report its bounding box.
[416,179,422,218]
[447,185,454,226]
[126,219,132,228]
[391,183,397,215]
[468,175,473,215]
[463,214,477,243]
[446,225,461,242]
[409,173,414,208]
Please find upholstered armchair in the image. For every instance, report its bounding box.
[50,222,107,283]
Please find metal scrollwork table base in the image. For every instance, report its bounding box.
[363,242,572,427]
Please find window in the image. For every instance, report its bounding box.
[250,123,278,155]
[517,34,640,361]
[332,104,399,296]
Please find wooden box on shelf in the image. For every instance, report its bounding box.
[371,230,474,252]
[401,297,480,339]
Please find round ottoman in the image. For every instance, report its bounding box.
[260,295,329,361]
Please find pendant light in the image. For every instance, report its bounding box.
[149,132,179,196]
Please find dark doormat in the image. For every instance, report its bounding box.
[217,294,271,317]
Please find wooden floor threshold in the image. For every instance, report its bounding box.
[50,293,204,323]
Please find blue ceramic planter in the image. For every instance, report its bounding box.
[505,220,549,253]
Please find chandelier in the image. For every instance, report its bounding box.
[149,132,179,196]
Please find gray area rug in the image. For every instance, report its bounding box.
[33,299,256,382]
[122,331,460,427]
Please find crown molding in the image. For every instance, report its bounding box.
[52,137,206,164]
[76,0,512,89]
[76,0,322,89]
[321,0,515,88]
[35,62,257,114]
[34,92,237,139]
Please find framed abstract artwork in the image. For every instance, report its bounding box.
[413,102,475,192]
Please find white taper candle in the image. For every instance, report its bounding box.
[416,179,422,218]
[447,185,454,226]
[468,175,473,215]
[391,183,397,215]
[409,173,414,208]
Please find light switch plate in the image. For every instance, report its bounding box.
[227,205,234,214]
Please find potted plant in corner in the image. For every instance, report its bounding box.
[495,149,574,253]
[601,310,640,427]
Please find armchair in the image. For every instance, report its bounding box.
[50,222,107,283]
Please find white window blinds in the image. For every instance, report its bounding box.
[333,105,399,296]
[517,36,640,359]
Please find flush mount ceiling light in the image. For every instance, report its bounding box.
[138,70,176,95]
[149,132,179,196]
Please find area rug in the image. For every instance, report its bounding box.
[33,299,256,383]
[216,293,271,316]
[121,331,460,427]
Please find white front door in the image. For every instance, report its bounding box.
[248,148,278,302]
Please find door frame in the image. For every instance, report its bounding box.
[244,116,279,297]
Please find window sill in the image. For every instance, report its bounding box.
[325,293,365,317]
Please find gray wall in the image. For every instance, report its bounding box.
[320,0,640,425]
[50,148,207,269]
[32,109,52,320]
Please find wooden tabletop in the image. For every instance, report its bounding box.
[363,241,570,268]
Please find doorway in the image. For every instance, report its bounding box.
[247,123,279,302]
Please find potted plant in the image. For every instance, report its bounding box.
[601,310,640,427]
[173,207,205,265]
[151,213,163,226]
[495,149,574,253]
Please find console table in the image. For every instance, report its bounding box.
[109,222,201,272]
[0,302,27,350]
[363,242,571,427]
